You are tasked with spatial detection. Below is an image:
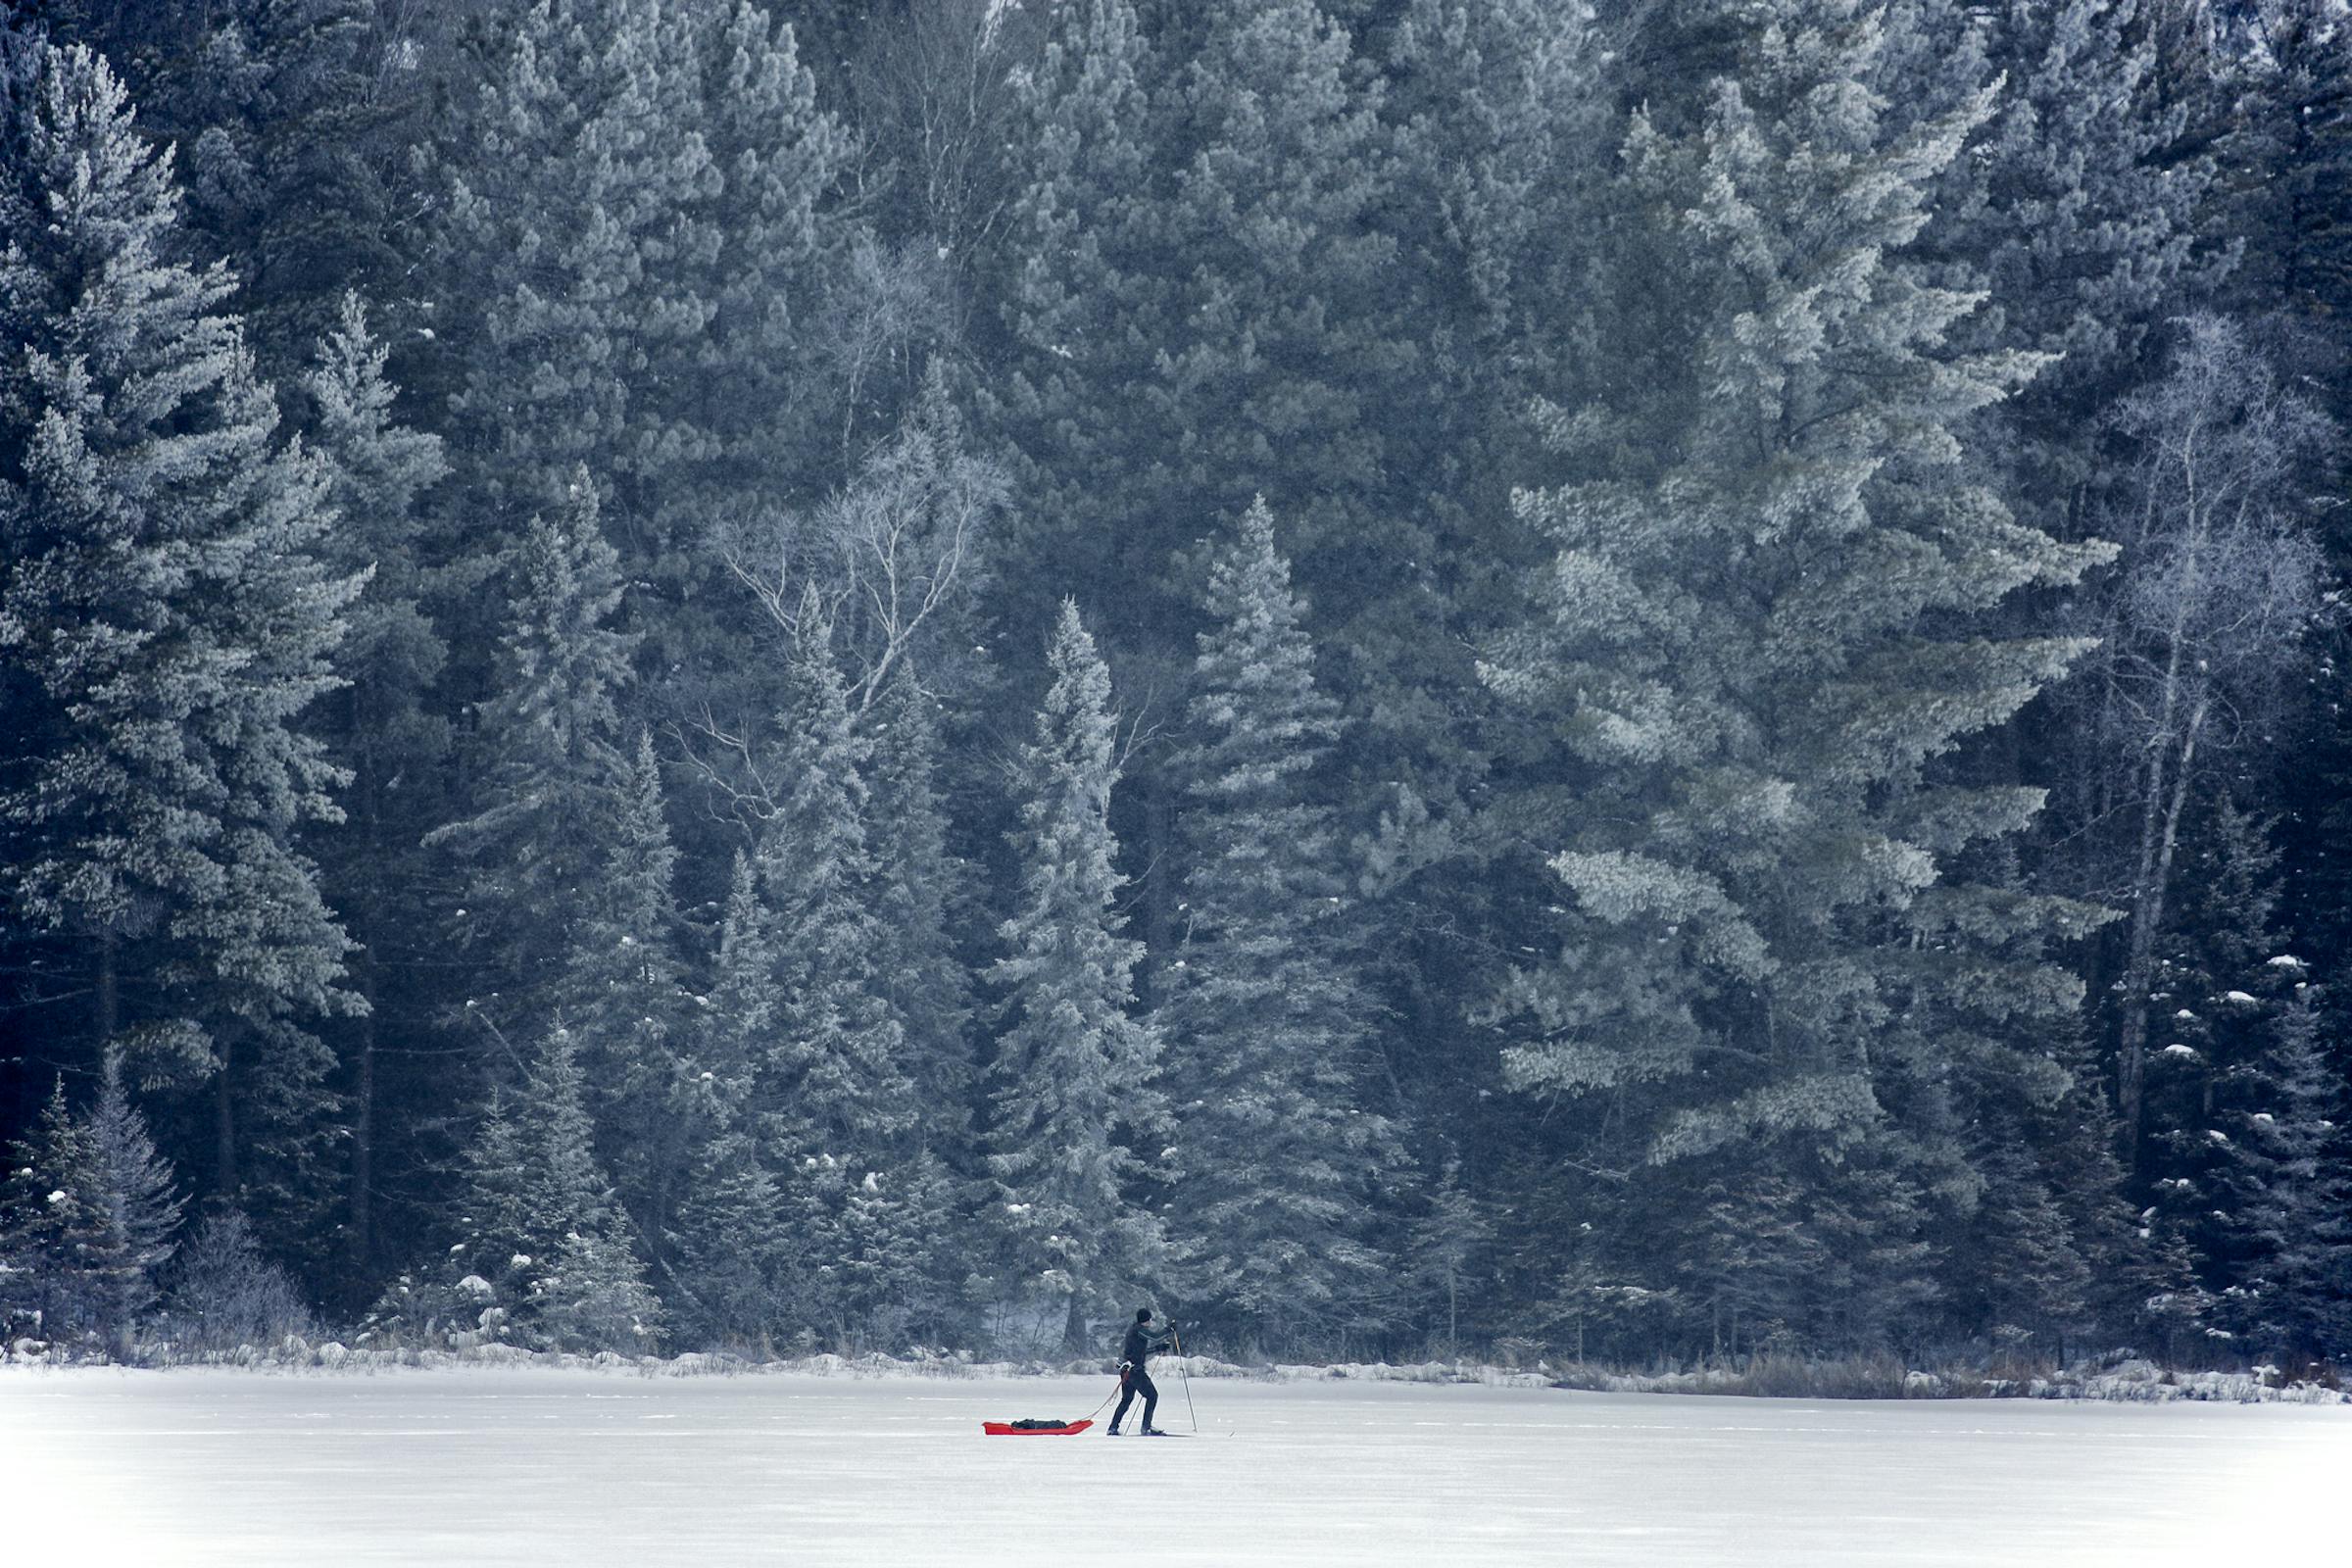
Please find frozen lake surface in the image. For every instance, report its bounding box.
[3,1365,2341,1565]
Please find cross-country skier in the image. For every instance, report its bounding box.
[1107,1306,1176,1435]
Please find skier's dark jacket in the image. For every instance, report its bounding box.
[1120,1321,1172,1370]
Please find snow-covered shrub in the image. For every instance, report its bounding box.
[163,1212,313,1355]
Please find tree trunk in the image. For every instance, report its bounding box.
[216,1035,238,1199]
[353,1002,375,1275]
[96,926,119,1049]
[2115,701,2207,1165]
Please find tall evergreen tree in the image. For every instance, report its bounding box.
[864,667,980,1161]
[564,730,694,1266]
[0,42,360,1255]
[662,852,785,1348]
[1481,1,2115,1352]
[431,0,858,665]
[426,474,637,1035]
[0,1078,99,1344]
[100,0,409,379]
[989,1,1442,752]
[2146,801,2351,1358]
[1926,0,2223,544]
[301,290,453,1288]
[2220,1,2352,344]
[986,602,1164,1348]
[1160,499,1402,1349]
[748,620,915,1161]
[735,618,916,1337]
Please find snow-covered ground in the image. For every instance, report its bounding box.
[3,1365,2342,1566]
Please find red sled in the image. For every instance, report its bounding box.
[983,1418,1095,1436]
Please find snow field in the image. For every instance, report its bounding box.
[2,1366,2343,1566]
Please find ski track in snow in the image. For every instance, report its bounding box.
[1,1367,2341,1566]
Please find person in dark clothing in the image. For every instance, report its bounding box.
[1108,1306,1175,1435]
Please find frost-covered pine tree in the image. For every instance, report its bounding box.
[863,668,979,1159]
[427,473,638,1032]
[2221,0,2352,339]
[663,851,773,1348]
[2215,994,2352,1362]
[1482,1,2115,1352]
[564,731,694,1266]
[986,603,1164,1348]
[0,1059,183,1358]
[2145,801,2350,1358]
[302,290,452,1282]
[750,621,916,1157]
[0,41,359,1261]
[838,1151,964,1350]
[434,0,854,663]
[728,618,918,1337]
[1160,499,1402,1350]
[665,1125,784,1350]
[1920,0,2221,539]
[992,0,1423,701]
[986,0,1160,622]
[0,1079,99,1346]
[1405,1156,1492,1357]
[106,0,404,378]
[432,1028,662,1354]
[77,1053,188,1355]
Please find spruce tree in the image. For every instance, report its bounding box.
[838,1150,963,1350]
[78,1051,187,1354]
[430,1028,662,1353]
[1481,2,2114,1352]
[748,620,916,1162]
[718,618,919,1338]
[864,667,980,1161]
[0,1060,183,1357]
[426,474,638,1035]
[993,2,1428,696]
[520,1030,663,1353]
[985,0,1162,628]
[2147,801,2351,1359]
[2220,1,2352,344]
[665,1123,784,1349]
[1160,499,1402,1349]
[0,42,360,1253]
[302,290,453,1287]
[1404,1155,1492,1357]
[986,603,1164,1348]
[564,730,694,1264]
[2219,995,2352,1363]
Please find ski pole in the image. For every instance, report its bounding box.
[1174,1325,1199,1432]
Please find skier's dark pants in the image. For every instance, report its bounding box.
[1111,1367,1158,1431]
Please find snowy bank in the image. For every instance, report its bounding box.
[7,1336,2339,1404]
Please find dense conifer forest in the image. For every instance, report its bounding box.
[3,0,2349,1374]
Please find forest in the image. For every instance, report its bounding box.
[0,0,2348,1376]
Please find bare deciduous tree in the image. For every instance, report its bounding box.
[2058,315,2334,1156]
[678,370,1004,832]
